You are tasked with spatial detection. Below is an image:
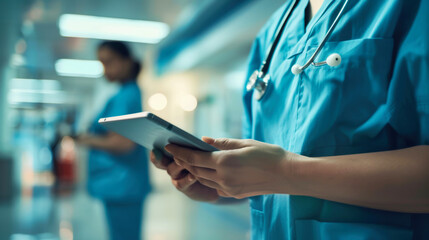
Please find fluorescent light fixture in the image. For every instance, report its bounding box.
[10,78,61,90]
[58,14,170,44]
[55,59,104,78]
[8,78,66,104]
[8,91,67,104]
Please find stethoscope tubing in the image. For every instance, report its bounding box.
[300,0,350,70]
[248,0,350,100]
[260,0,299,74]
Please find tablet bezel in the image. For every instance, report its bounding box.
[98,112,218,157]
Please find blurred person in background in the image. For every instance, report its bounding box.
[74,41,151,240]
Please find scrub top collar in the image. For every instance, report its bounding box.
[284,0,342,61]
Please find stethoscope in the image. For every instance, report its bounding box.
[246,0,349,100]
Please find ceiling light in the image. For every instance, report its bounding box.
[55,59,103,78]
[148,93,168,111]
[180,94,198,112]
[10,78,61,90]
[58,14,170,44]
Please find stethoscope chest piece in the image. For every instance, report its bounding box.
[247,70,270,100]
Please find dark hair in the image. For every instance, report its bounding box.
[98,40,142,79]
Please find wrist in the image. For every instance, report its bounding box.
[279,151,319,196]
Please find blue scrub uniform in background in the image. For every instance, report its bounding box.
[88,80,151,240]
[242,0,428,239]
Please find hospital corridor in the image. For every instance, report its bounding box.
[1,0,428,240]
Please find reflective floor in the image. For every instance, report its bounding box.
[0,179,250,240]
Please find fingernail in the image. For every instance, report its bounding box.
[153,148,162,161]
[202,136,214,143]
[164,145,172,153]
[188,174,195,181]
[174,159,182,166]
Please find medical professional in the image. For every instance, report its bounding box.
[76,41,151,240]
[151,0,429,239]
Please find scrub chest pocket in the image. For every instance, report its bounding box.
[298,38,395,153]
[262,38,396,153]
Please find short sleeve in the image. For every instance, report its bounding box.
[90,83,142,135]
[388,0,429,145]
[104,84,142,118]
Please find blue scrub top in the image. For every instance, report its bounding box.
[243,0,429,239]
[88,81,151,202]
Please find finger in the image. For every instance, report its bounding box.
[150,151,170,170]
[167,161,188,180]
[196,177,222,190]
[202,137,247,150]
[172,173,197,191]
[217,189,231,198]
[151,149,173,169]
[175,159,218,181]
[165,144,215,169]
[150,151,167,170]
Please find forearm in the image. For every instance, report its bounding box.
[79,133,135,153]
[82,136,112,151]
[290,145,429,213]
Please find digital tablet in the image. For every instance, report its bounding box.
[98,112,218,158]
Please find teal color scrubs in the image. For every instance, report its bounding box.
[88,80,151,239]
[242,0,429,239]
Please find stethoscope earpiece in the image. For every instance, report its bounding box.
[291,64,303,75]
[291,53,342,75]
[326,53,341,67]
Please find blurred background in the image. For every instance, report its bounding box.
[0,0,284,239]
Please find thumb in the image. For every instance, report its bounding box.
[202,137,247,150]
